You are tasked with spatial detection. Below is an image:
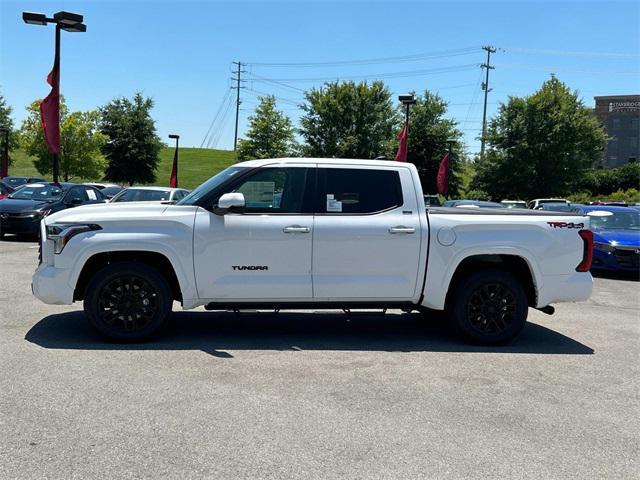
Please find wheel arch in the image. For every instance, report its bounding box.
[73,251,183,302]
[445,254,538,308]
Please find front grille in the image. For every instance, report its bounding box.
[38,235,43,265]
[614,249,640,268]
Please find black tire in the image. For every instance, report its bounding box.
[448,270,528,345]
[83,261,172,342]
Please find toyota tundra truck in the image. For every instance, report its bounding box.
[32,158,594,345]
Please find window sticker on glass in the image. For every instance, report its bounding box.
[87,189,97,201]
[238,181,277,208]
[326,194,343,212]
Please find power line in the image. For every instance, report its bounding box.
[245,72,305,93]
[503,47,640,59]
[210,94,235,149]
[250,64,479,83]
[245,46,481,67]
[495,63,638,76]
[244,88,301,106]
[201,88,232,148]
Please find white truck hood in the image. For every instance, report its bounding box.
[44,202,199,226]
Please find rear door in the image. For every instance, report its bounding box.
[312,165,423,300]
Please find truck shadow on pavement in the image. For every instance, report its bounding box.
[25,310,594,358]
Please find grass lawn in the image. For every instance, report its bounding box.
[6,147,237,190]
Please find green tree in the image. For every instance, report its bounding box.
[472,76,607,199]
[300,81,398,158]
[406,91,465,196]
[20,97,107,181]
[100,93,163,185]
[237,96,297,161]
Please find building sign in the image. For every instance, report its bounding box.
[609,101,640,112]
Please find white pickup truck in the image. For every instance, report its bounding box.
[32,158,594,344]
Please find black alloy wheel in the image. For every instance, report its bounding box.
[97,275,160,333]
[449,270,528,345]
[84,262,172,342]
[466,282,517,336]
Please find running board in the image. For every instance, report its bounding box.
[204,301,416,311]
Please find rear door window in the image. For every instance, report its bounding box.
[318,168,403,214]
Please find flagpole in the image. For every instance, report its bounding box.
[52,23,60,184]
[0,127,9,179]
[22,11,87,184]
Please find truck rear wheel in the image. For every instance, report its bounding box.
[448,270,528,345]
[83,261,172,342]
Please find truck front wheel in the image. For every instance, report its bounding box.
[83,261,172,342]
[448,270,528,345]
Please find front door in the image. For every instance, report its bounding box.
[194,165,315,301]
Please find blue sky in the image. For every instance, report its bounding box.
[1,0,639,154]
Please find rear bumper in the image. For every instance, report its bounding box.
[536,272,593,308]
[32,264,74,305]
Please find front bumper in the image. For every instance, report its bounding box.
[0,215,41,236]
[592,248,639,272]
[32,264,74,305]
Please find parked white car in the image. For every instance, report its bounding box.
[109,186,190,203]
[528,198,570,210]
[32,158,593,345]
[501,200,527,209]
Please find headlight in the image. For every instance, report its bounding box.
[594,241,615,253]
[46,223,102,254]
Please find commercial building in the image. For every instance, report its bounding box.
[593,95,640,168]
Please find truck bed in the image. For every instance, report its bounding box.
[427,207,578,216]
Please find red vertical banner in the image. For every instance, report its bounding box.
[395,122,408,162]
[436,153,450,195]
[40,57,60,155]
[169,148,178,188]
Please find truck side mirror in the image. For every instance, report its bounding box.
[214,192,245,215]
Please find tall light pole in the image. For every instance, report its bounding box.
[22,11,86,183]
[395,94,416,162]
[168,134,180,188]
[399,93,416,130]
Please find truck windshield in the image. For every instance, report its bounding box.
[178,166,245,206]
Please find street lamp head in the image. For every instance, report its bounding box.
[22,12,48,26]
[168,134,180,139]
[60,22,86,33]
[53,11,84,25]
[399,93,416,105]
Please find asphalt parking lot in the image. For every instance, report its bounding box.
[0,239,638,479]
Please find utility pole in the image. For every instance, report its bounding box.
[232,61,244,151]
[479,45,496,161]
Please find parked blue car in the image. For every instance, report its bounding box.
[572,205,640,272]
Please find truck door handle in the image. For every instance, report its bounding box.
[389,226,416,234]
[283,225,311,234]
